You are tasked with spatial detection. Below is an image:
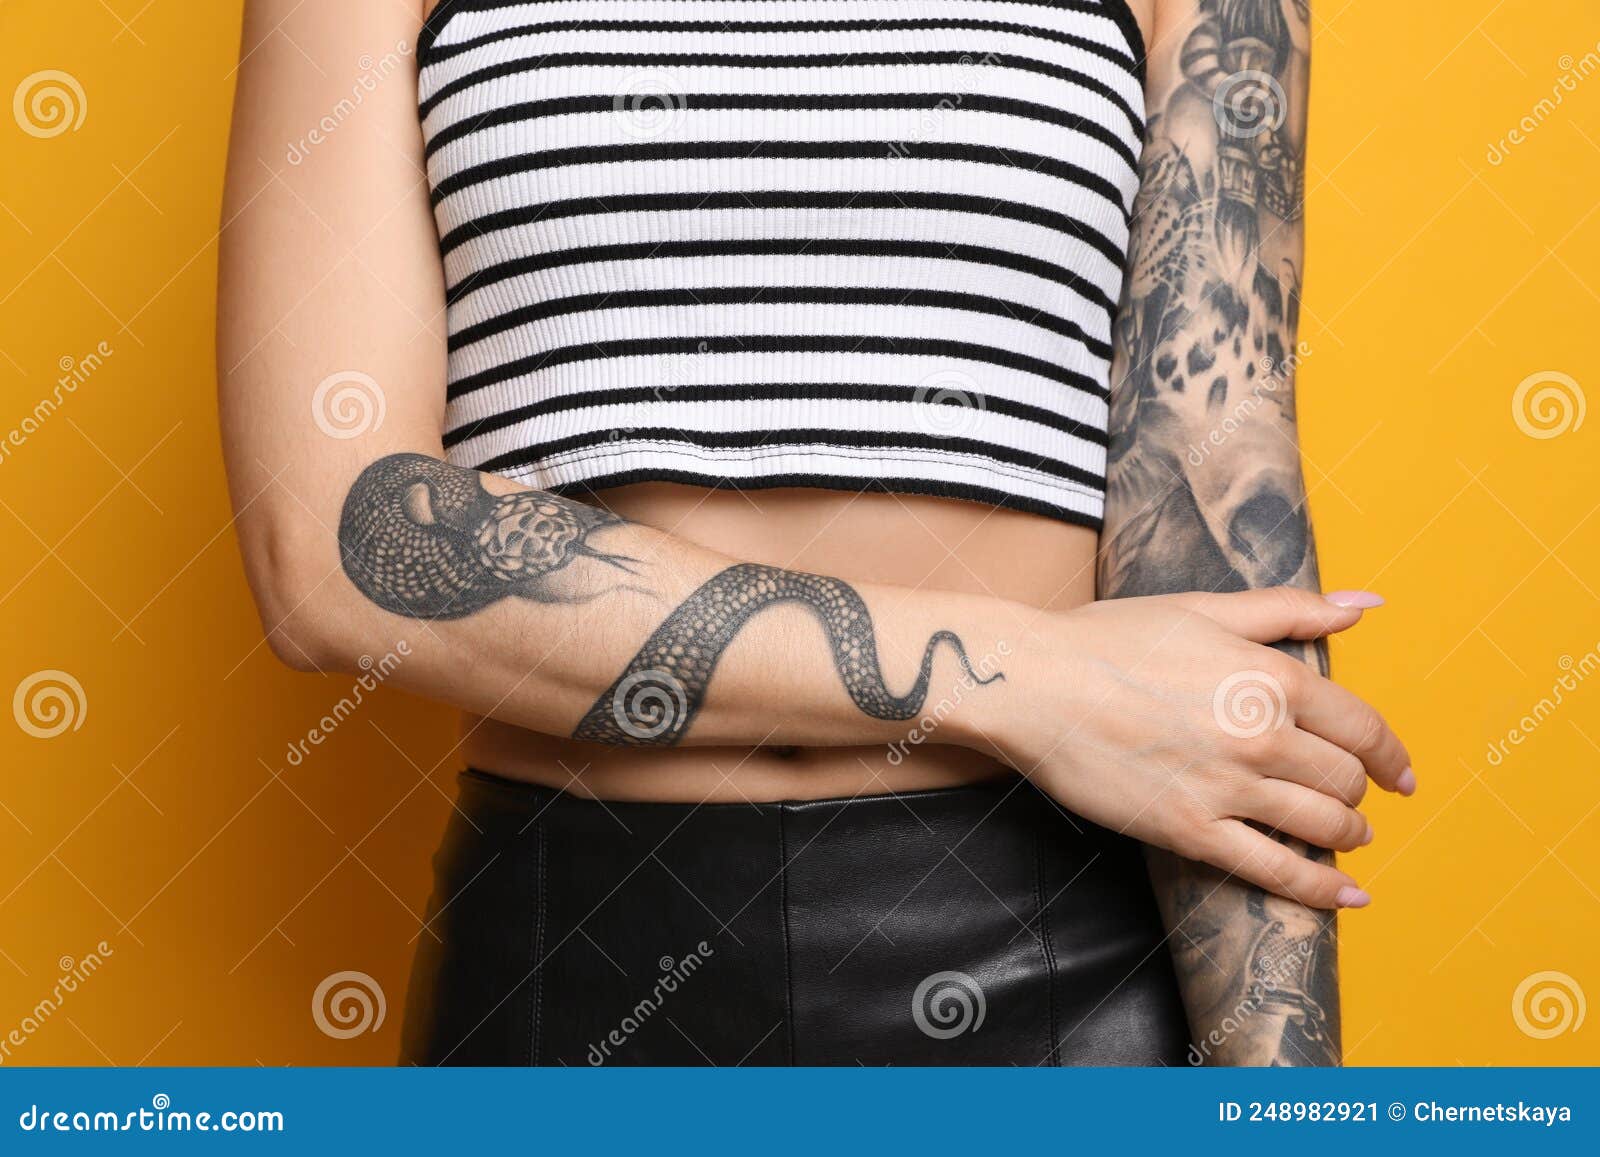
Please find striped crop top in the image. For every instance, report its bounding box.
[418,0,1147,528]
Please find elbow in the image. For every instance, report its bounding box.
[263,612,339,675]
[236,515,355,675]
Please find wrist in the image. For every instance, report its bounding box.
[937,593,1033,757]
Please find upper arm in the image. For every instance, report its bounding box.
[218,0,444,612]
[1102,0,1313,596]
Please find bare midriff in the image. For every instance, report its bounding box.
[460,484,1099,802]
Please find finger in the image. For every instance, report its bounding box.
[1243,779,1372,853]
[1200,820,1369,910]
[1292,672,1412,793]
[1171,586,1372,644]
[1262,729,1368,806]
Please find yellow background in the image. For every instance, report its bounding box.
[1,1,1596,1065]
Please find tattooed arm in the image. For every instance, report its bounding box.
[324,452,1008,747]
[217,3,999,753]
[1099,0,1404,1064]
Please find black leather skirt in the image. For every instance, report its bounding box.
[401,769,1187,1066]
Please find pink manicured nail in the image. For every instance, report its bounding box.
[1324,590,1385,609]
[1396,767,1417,796]
[1336,886,1372,908]
[1361,822,1375,846]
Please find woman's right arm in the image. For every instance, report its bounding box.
[219,0,1406,907]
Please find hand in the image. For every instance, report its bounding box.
[979,588,1411,909]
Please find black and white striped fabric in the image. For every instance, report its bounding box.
[419,0,1146,527]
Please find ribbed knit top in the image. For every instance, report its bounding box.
[418,0,1146,528]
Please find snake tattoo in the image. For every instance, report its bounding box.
[338,454,1002,746]
[338,453,642,619]
[572,563,1003,746]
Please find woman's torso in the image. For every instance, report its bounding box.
[419,0,1152,800]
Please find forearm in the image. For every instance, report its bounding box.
[241,451,1012,751]
[1106,459,1340,1066]
[1105,386,1340,1067]
[1100,0,1340,1064]
[1143,841,1338,1066]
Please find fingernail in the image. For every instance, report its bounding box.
[1336,885,1372,908]
[1396,767,1417,796]
[1361,821,1375,846]
[1325,590,1385,609]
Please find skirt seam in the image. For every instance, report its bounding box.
[778,807,797,1067]
[1034,824,1062,1067]
[528,820,546,1066]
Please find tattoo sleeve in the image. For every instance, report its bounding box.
[337,453,1000,747]
[1098,0,1340,1065]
